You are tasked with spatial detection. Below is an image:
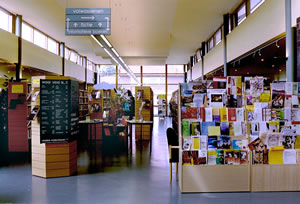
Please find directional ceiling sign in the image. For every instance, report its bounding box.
[65,8,111,35]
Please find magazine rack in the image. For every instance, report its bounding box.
[178,82,251,193]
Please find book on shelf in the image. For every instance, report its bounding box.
[192,136,200,150]
[220,122,229,135]
[208,136,218,150]
[183,137,192,150]
[201,121,216,136]
[199,136,208,150]
[217,136,231,149]
[182,120,190,137]
[204,107,213,122]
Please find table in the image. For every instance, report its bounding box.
[79,120,103,166]
[126,120,153,153]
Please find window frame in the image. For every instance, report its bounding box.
[0,7,13,33]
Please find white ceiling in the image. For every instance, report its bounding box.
[0,0,240,65]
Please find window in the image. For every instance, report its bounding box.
[70,51,79,64]
[22,22,33,42]
[215,29,222,45]
[87,61,93,70]
[250,0,264,13]
[168,65,184,74]
[0,9,12,32]
[33,30,47,49]
[143,65,165,74]
[47,38,58,54]
[208,37,214,51]
[237,3,246,25]
[65,47,71,60]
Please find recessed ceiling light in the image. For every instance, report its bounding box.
[247,72,249,74]
[273,56,278,59]
[261,58,264,62]
[235,69,237,72]
[279,69,282,72]
[272,65,275,67]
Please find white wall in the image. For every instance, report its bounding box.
[65,60,85,82]
[227,0,285,62]
[22,40,62,75]
[0,30,18,63]
[203,41,224,75]
[191,60,202,80]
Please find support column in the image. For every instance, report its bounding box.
[297,17,300,82]
[140,65,143,85]
[116,65,118,89]
[201,42,206,80]
[286,0,295,82]
[184,64,187,83]
[16,15,22,82]
[165,64,168,117]
[223,14,230,77]
[83,56,87,90]
[60,42,65,76]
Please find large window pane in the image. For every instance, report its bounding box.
[87,61,93,70]
[34,30,47,49]
[22,22,33,42]
[0,9,12,32]
[143,65,165,74]
[143,75,165,85]
[215,29,222,45]
[237,3,246,25]
[168,65,184,74]
[70,52,79,63]
[47,38,58,54]
[208,38,214,50]
[250,0,264,13]
[65,48,71,60]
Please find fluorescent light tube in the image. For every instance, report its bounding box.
[100,35,112,47]
[90,35,103,47]
[119,57,125,64]
[111,48,119,57]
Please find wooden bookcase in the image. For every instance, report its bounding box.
[79,89,88,120]
[135,86,153,140]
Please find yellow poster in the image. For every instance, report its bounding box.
[220,108,227,122]
[295,136,300,149]
[259,92,271,102]
[11,84,24,94]
[192,137,200,150]
[268,146,284,164]
[32,79,40,86]
[208,126,221,136]
[236,76,242,95]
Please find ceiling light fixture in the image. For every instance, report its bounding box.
[92,35,139,85]
[100,35,112,47]
[258,50,261,56]
[91,35,103,47]
[261,58,264,62]
[272,65,275,67]
[111,48,119,57]
[276,41,280,48]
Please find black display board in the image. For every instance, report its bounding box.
[40,79,79,143]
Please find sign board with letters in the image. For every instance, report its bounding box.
[65,8,111,35]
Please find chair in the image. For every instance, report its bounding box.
[166,128,179,181]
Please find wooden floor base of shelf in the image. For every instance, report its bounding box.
[251,164,300,192]
[180,165,250,193]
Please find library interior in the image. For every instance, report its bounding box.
[1,0,300,203]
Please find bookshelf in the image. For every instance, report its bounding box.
[135,86,154,140]
[170,90,179,133]
[79,89,88,120]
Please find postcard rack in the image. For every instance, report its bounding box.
[178,77,300,193]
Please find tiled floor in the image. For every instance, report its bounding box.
[1,117,300,203]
